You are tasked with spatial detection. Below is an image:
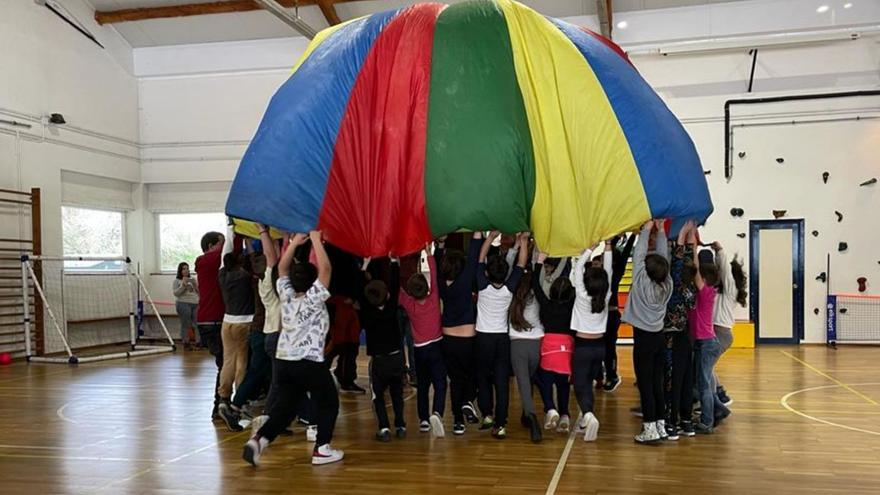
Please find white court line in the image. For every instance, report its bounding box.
[780,382,880,437]
[545,429,578,495]
[56,402,79,425]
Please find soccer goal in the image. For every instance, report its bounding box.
[20,255,176,364]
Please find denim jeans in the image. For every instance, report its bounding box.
[694,337,729,426]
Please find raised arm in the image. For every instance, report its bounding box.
[691,229,704,290]
[479,231,499,263]
[257,223,278,268]
[516,233,529,269]
[603,241,613,285]
[572,247,593,297]
[310,231,331,289]
[279,233,307,285]
[654,219,670,260]
[388,257,401,308]
[532,253,550,305]
[714,241,734,294]
[220,222,235,269]
[632,222,652,278]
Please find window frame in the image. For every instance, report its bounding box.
[60,205,128,274]
[155,211,227,275]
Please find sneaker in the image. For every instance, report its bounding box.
[250,414,268,435]
[528,413,542,443]
[242,436,269,467]
[656,420,669,441]
[491,425,507,439]
[396,426,407,439]
[340,383,367,394]
[462,402,479,424]
[714,408,731,427]
[218,403,243,432]
[376,428,391,442]
[678,421,696,437]
[453,423,466,435]
[694,422,714,435]
[306,425,318,442]
[419,420,431,433]
[312,444,344,465]
[544,409,560,430]
[665,422,679,441]
[582,412,599,442]
[602,376,621,393]
[239,404,256,421]
[717,388,733,406]
[557,415,571,433]
[480,415,495,430]
[629,406,643,418]
[430,413,445,438]
[634,422,662,444]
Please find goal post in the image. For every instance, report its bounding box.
[21,255,176,364]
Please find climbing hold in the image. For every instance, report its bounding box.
[840,308,848,314]
[812,230,819,237]
[838,242,848,252]
[737,233,746,239]
[857,277,867,293]
[814,308,820,315]
[738,151,746,159]
[776,157,784,164]
[816,272,827,283]
[822,171,829,183]
[860,178,877,187]
[835,211,843,222]
[704,170,712,175]
[772,210,786,219]
[730,207,744,217]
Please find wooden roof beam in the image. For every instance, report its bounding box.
[94,0,359,25]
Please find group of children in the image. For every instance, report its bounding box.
[189,217,747,467]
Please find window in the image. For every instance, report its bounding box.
[61,206,125,271]
[158,213,227,272]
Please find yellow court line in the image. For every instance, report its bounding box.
[781,351,878,405]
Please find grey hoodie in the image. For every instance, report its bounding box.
[621,224,673,332]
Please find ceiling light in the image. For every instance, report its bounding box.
[816,5,830,13]
[616,20,628,29]
[844,3,853,8]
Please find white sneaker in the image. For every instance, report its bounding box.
[430,412,445,438]
[419,420,431,432]
[582,412,599,442]
[243,436,269,467]
[306,425,318,442]
[250,414,268,435]
[575,413,586,432]
[544,409,560,430]
[312,443,344,465]
[557,415,571,433]
[656,420,669,441]
[634,422,661,444]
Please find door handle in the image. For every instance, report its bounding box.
[793,283,799,289]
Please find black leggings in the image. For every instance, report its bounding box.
[476,332,511,427]
[633,328,666,422]
[536,368,570,416]
[572,338,605,414]
[369,353,406,430]
[668,331,694,426]
[258,359,339,446]
[414,341,448,421]
[442,335,476,424]
[198,323,223,407]
[604,310,621,380]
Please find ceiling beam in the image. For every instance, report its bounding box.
[315,0,341,25]
[94,0,362,25]
[253,0,318,38]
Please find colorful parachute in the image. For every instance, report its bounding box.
[226,0,713,257]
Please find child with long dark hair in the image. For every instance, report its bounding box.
[173,262,200,349]
[508,246,545,443]
[570,241,612,442]
[532,251,575,435]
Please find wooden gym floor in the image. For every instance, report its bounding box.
[1,345,879,495]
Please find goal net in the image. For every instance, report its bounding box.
[826,294,880,345]
[22,256,175,364]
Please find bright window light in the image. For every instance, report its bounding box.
[843,2,853,8]
[816,5,830,13]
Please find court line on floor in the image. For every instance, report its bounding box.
[545,429,577,495]
[780,382,880,436]
[781,351,878,405]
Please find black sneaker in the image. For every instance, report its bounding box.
[376,428,391,442]
[480,415,495,430]
[528,413,542,443]
[678,421,696,437]
[602,376,621,392]
[340,383,367,394]
[396,426,407,439]
[714,407,731,427]
[452,423,466,435]
[218,403,243,432]
[463,402,479,424]
[491,425,507,439]
[694,422,714,435]
[665,423,680,441]
[717,388,733,406]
